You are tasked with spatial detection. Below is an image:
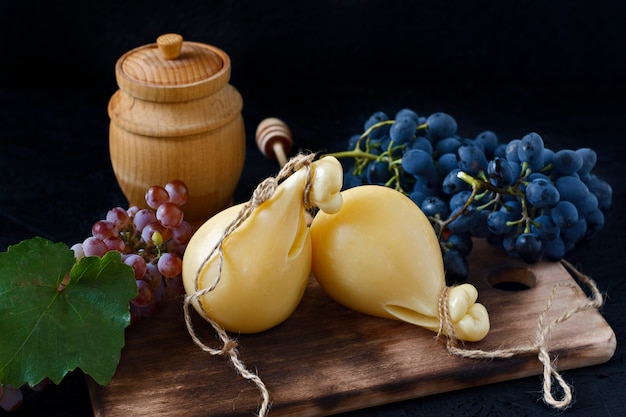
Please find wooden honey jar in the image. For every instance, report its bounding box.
[108,33,245,225]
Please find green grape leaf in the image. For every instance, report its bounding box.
[0,237,137,388]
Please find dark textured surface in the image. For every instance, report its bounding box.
[1,1,625,416]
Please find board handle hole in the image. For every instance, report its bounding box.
[488,266,536,291]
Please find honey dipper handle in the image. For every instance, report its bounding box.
[256,117,294,167]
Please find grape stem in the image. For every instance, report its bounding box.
[456,170,507,195]
[434,182,481,239]
[324,120,429,192]
[325,148,378,162]
[456,168,534,234]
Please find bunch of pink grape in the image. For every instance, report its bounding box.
[71,179,193,324]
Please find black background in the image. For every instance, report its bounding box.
[1,1,625,416]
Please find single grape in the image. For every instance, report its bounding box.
[103,236,126,252]
[486,210,515,236]
[542,237,566,261]
[585,175,612,211]
[552,149,583,176]
[474,130,499,156]
[420,195,449,219]
[366,160,393,185]
[444,232,473,256]
[106,207,131,230]
[401,149,435,177]
[395,108,419,123]
[442,168,471,195]
[142,262,163,290]
[138,296,159,318]
[443,249,469,284]
[133,209,157,232]
[561,218,588,245]
[409,190,428,206]
[152,280,166,302]
[504,139,521,163]
[151,230,164,247]
[487,157,516,187]
[449,190,474,211]
[584,208,605,239]
[501,235,517,257]
[575,192,599,215]
[551,200,579,228]
[527,172,551,182]
[436,137,462,155]
[82,237,108,257]
[457,144,488,176]
[389,116,417,144]
[157,252,183,278]
[447,205,480,234]
[156,201,184,229]
[425,112,457,141]
[409,136,433,154]
[70,243,85,259]
[172,220,194,245]
[517,132,545,171]
[123,253,148,280]
[515,233,543,264]
[543,148,555,167]
[500,199,523,218]
[343,172,363,189]
[555,175,589,204]
[347,133,361,151]
[576,147,597,177]
[437,153,458,178]
[141,222,172,246]
[526,178,560,209]
[493,143,507,159]
[165,274,185,294]
[530,214,560,241]
[145,185,169,210]
[412,176,436,198]
[509,161,522,182]
[91,220,116,240]
[470,210,491,238]
[0,384,23,412]
[131,280,153,308]
[168,242,187,258]
[127,205,140,217]
[165,179,189,206]
[364,111,389,139]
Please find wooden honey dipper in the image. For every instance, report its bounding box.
[255,117,294,167]
[255,117,318,225]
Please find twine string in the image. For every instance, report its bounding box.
[437,259,604,410]
[183,152,316,417]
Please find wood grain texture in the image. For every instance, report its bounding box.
[87,238,616,417]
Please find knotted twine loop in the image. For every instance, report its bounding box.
[182,152,316,417]
[437,259,604,410]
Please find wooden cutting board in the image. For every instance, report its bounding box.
[87,238,616,417]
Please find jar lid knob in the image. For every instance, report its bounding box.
[157,33,183,60]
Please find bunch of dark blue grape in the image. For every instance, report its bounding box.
[328,108,612,283]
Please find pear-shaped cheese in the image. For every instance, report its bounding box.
[182,156,343,333]
[310,185,490,342]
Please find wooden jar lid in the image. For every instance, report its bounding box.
[115,33,231,102]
